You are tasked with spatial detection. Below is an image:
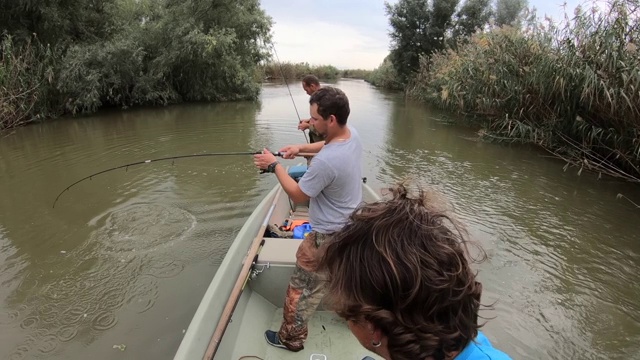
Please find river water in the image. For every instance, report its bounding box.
[0,79,639,359]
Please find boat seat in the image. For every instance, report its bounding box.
[257,238,301,266]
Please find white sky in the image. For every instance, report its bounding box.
[260,0,609,70]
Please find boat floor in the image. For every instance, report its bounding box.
[264,309,382,360]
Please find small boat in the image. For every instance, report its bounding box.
[174,166,381,360]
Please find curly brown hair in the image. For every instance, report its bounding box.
[320,184,486,360]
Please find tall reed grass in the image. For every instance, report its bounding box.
[0,36,61,130]
[409,1,640,181]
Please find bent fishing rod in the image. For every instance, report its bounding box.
[272,44,309,144]
[52,150,312,208]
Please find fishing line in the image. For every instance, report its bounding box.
[271,44,309,144]
[52,151,308,208]
[54,47,313,208]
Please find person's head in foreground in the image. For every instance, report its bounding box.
[320,184,511,360]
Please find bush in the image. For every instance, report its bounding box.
[368,56,404,90]
[1,0,272,129]
[0,35,61,129]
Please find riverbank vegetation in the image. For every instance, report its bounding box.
[257,62,341,81]
[371,0,640,182]
[366,56,404,90]
[0,0,272,130]
[341,69,373,79]
[257,62,376,82]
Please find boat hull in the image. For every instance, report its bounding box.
[175,181,381,360]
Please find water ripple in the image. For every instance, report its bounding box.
[59,305,89,326]
[19,316,39,329]
[8,345,30,360]
[144,259,185,279]
[90,203,197,255]
[36,334,58,354]
[91,311,118,331]
[125,276,159,314]
[97,287,125,311]
[0,309,20,325]
[56,326,78,342]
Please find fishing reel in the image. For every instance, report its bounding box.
[257,152,291,174]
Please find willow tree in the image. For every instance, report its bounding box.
[1,0,273,126]
[0,0,117,46]
[385,0,460,84]
[56,0,273,114]
[156,0,273,102]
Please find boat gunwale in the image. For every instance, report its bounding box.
[173,183,281,360]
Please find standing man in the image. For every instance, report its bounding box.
[298,75,326,143]
[253,86,363,352]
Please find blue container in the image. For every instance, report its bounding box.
[288,165,308,181]
[293,223,312,239]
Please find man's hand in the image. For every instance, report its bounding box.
[253,148,278,170]
[297,119,310,131]
[279,145,300,159]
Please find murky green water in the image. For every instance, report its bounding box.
[1,80,639,359]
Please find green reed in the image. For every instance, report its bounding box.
[409,0,640,181]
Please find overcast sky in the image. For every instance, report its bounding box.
[260,0,607,70]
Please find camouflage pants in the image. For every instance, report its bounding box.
[277,231,330,351]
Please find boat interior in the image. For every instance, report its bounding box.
[174,166,382,360]
[220,184,382,360]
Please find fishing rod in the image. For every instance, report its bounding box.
[54,47,311,208]
[271,44,309,144]
[52,150,312,208]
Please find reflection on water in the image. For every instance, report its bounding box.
[0,80,639,359]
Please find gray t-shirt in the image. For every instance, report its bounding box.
[298,126,363,234]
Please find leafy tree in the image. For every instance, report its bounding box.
[153,0,272,101]
[385,0,459,84]
[494,0,528,27]
[1,0,274,126]
[452,0,493,39]
[0,0,117,46]
[368,55,404,90]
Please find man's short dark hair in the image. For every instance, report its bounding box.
[309,87,350,126]
[302,74,320,87]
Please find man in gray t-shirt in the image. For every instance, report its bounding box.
[298,126,362,233]
[253,87,363,352]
